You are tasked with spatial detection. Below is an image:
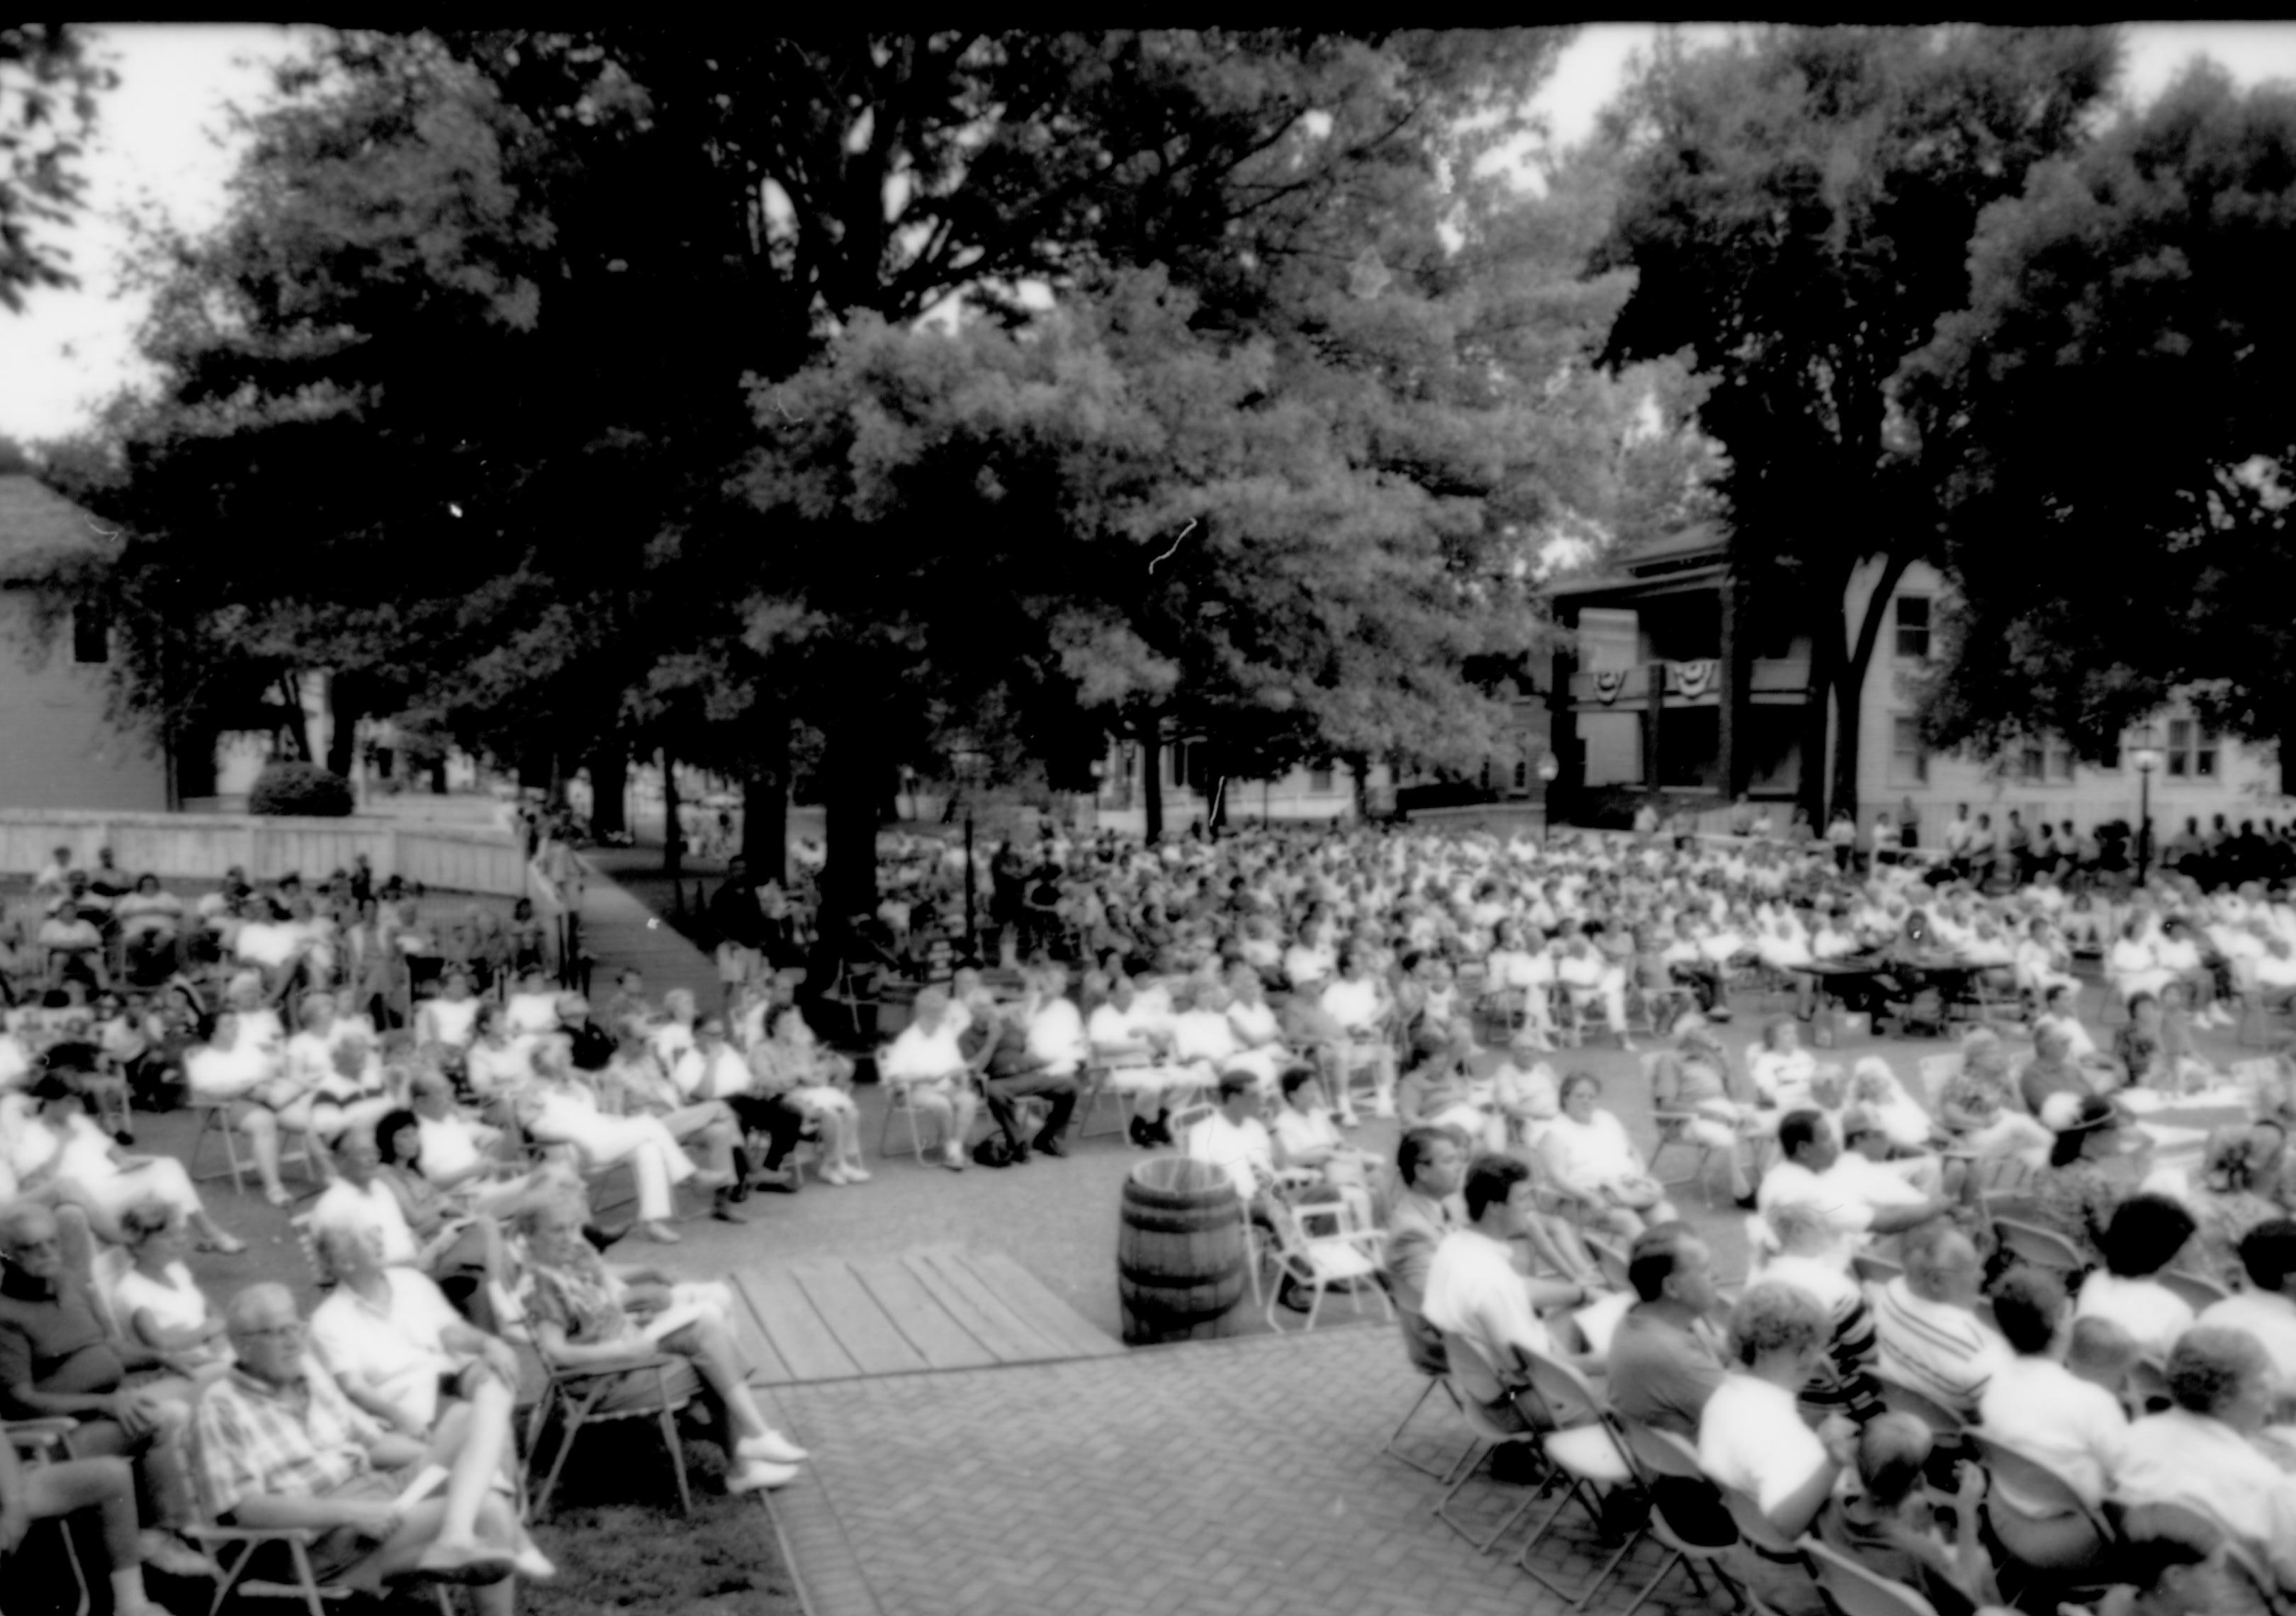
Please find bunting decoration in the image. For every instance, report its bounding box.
[1672,659,1718,700]
[1593,670,1626,705]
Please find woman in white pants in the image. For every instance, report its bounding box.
[13,1076,245,1252]
[514,1045,728,1244]
[184,1009,314,1208]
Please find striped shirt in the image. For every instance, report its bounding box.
[1871,1277,2009,1419]
[195,1358,381,1518]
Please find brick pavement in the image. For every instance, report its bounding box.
[760,1325,1709,1616]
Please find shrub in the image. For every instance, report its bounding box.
[247,761,354,817]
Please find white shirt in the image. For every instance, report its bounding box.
[880,1019,969,1083]
[1699,1372,1830,1517]
[1186,1109,1273,1203]
[2115,1408,2296,1589]
[310,1268,463,1430]
[2074,1272,2195,1362]
[1422,1227,1553,1386]
[1977,1355,2127,1509]
[312,1177,420,1267]
[1757,1160,1876,1238]
[1025,998,1088,1076]
[415,1111,487,1184]
[2199,1291,2296,1395]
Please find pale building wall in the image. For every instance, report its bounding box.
[0,594,169,812]
[1846,556,2290,838]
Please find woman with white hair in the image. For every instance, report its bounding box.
[2115,1325,2296,1590]
[514,1040,733,1243]
[11,1077,245,1251]
[1847,1057,1934,1152]
[1936,1029,2052,1162]
[1648,1012,1764,1206]
[877,986,981,1171]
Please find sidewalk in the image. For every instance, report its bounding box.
[570,848,723,1008]
[761,1325,1687,1616]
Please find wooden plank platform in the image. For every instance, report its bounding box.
[731,1244,1121,1386]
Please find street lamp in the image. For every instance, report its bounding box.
[2131,743,2163,886]
[1536,751,1561,846]
[950,743,989,965]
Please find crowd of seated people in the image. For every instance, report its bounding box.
[16,810,2296,1607]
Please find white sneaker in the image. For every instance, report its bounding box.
[841,1163,871,1182]
[738,1431,811,1464]
[728,1459,800,1493]
[818,1163,850,1186]
[1372,1096,1397,1120]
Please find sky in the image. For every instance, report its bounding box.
[1,23,2294,445]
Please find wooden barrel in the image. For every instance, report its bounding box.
[1118,1156,1247,1345]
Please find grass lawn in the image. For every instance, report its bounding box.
[10,1096,804,1616]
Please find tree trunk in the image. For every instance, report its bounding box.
[1141,722,1164,842]
[278,674,314,762]
[818,713,882,924]
[743,710,790,885]
[589,740,629,838]
[324,674,361,778]
[175,724,217,800]
[1799,584,1840,827]
[1828,550,1918,826]
[661,746,682,882]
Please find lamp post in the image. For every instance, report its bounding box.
[1536,751,1561,846]
[2132,744,2163,887]
[951,744,988,965]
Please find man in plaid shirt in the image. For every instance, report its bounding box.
[195,1284,548,1603]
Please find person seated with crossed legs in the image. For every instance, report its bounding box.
[197,1282,540,1601]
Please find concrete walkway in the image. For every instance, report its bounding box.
[570,849,723,1008]
[760,1325,1694,1616]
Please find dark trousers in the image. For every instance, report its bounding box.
[726,1093,809,1169]
[985,1072,1079,1148]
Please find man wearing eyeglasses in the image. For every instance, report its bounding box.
[196,1282,546,1603]
[0,1203,211,1577]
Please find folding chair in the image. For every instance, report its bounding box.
[1965,1430,2118,1605]
[1616,1420,1752,1616]
[1431,1333,1553,1556]
[187,1097,318,1195]
[181,1384,454,1616]
[876,1073,954,1165]
[2156,1269,2229,1313]
[1380,1319,1473,1483]
[1869,1371,1966,1442]
[1992,1217,2087,1280]
[1512,1348,1648,1607]
[1261,1187,1391,1332]
[493,1279,699,1517]
[1801,1532,1945,1616]
[7,1418,91,1616]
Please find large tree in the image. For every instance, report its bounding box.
[1592,25,2118,819]
[0,25,113,310]
[62,29,1585,894]
[1901,64,2296,787]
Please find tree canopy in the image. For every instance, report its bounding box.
[0,25,113,311]
[1901,63,2296,787]
[55,27,1671,902]
[1593,24,2120,818]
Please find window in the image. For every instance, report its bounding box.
[1891,717,1928,785]
[2166,719,2219,779]
[1309,765,1335,795]
[2052,743,2076,782]
[1512,757,1528,792]
[72,603,108,664]
[1894,595,1931,659]
[2019,741,2045,782]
